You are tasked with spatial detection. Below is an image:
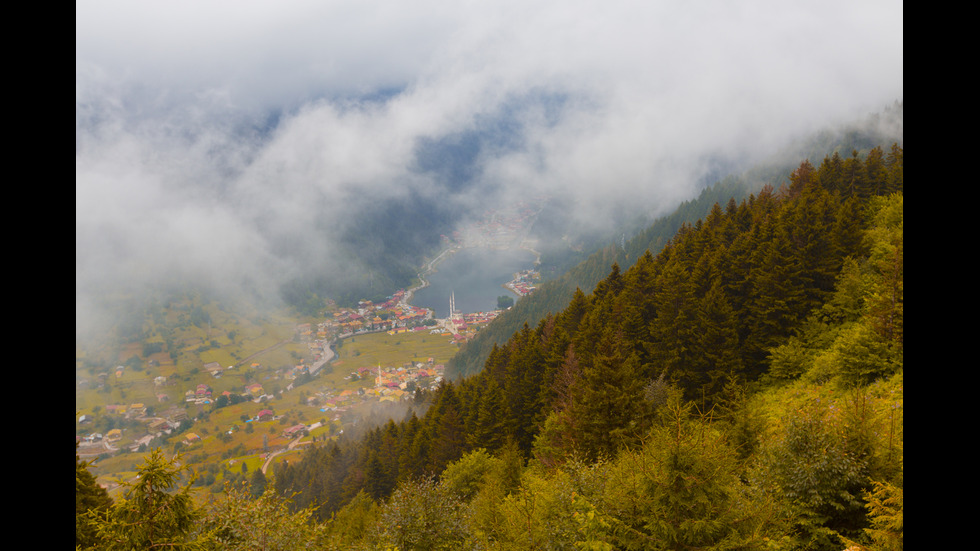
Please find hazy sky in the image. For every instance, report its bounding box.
[76,0,903,338]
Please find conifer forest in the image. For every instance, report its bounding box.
[78,140,903,550]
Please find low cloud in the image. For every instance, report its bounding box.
[76,0,903,339]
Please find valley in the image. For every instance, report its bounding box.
[76,300,464,497]
[75,207,544,497]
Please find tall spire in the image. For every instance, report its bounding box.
[449,291,457,333]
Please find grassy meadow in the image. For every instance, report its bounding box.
[331,329,460,375]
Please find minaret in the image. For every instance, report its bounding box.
[449,291,457,333]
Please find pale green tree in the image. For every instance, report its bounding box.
[599,393,785,550]
[81,449,208,550]
[196,485,327,550]
[378,476,475,551]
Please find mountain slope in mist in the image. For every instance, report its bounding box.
[76,1,902,343]
[448,103,903,378]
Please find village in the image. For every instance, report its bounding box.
[505,268,540,297]
[76,276,525,462]
[76,202,544,474]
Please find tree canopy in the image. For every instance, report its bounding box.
[78,139,903,551]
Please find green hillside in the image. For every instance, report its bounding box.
[448,104,903,381]
[263,142,903,550]
[77,136,903,551]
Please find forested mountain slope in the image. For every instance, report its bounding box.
[448,176,752,379]
[448,103,903,380]
[78,139,903,551]
[265,142,902,550]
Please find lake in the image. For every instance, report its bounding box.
[412,248,536,317]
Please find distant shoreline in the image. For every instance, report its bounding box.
[408,245,537,316]
[404,245,461,308]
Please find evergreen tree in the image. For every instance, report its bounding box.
[569,328,650,460]
[864,194,904,350]
[76,442,113,549]
[535,321,571,420]
[602,391,781,550]
[885,143,903,193]
[834,194,868,261]
[427,381,467,472]
[559,287,591,337]
[788,159,817,197]
[693,279,744,401]
[742,213,802,374]
[399,412,430,483]
[646,255,696,389]
[841,149,869,199]
[818,151,844,193]
[248,468,267,499]
[864,146,889,197]
[757,403,869,549]
[364,450,387,500]
[861,480,903,551]
[467,374,509,452]
[782,179,843,313]
[531,343,585,467]
[82,449,204,550]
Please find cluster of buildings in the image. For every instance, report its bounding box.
[369,359,444,398]
[441,310,503,341]
[311,360,446,411]
[506,268,540,297]
[76,405,192,456]
[75,364,133,392]
[316,298,432,340]
[94,403,148,418]
[186,383,213,404]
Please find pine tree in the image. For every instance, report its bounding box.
[864,146,889,197]
[427,381,467,472]
[603,391,779,550]
[76,442,113,549]
[646,255,696,390]
[467,374,508,452]
[742,213,803,374]
[885,143,903,193]
[558,287,590,337]
[782,180,843,313]
[569,328,649,460]
[864,194,904,350]
[694,279,743,401]
[817,151,844,193]
[364,451,387,500]
[82,449,204,550]
[502,322,546,454]
[841,149,869,199]
[788,159,817,197]
[248,468,267,499]
[399,412,430,483]
[535,321,570,418]
[834,194,868,261]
